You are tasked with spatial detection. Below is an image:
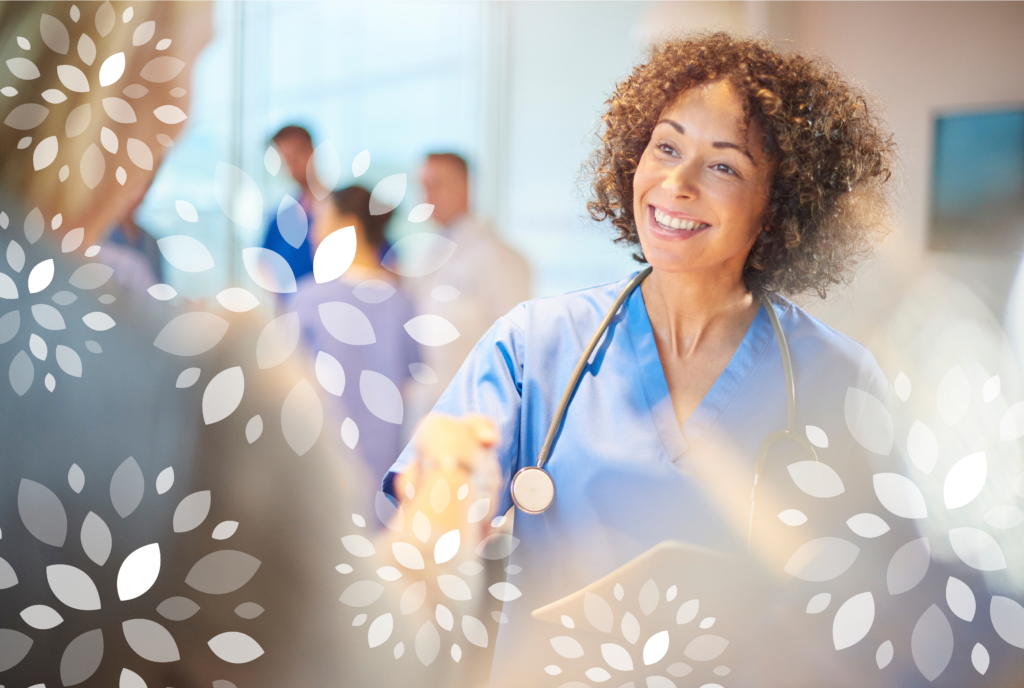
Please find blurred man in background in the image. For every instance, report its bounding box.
[262,125,316,282]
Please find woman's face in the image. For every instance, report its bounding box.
[632,80,774,283]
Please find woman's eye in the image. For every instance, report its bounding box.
[712,163,737,175]
[656,143,678,157]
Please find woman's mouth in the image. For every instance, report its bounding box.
[649,206,710,237]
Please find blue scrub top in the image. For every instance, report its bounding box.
[386,271,888,687]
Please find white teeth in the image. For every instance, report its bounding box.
[654,208,705,231]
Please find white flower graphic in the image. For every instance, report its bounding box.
[3,2,186,188]
[336,477,515,666]
[0,457,263,683]
[1,205,116,396]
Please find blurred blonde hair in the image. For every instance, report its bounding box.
[0,1,210,236]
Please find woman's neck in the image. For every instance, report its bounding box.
[641,267,758,358]
[345,239,389,279]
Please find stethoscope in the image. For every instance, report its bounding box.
[509,266,819,547]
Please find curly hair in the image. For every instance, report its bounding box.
[586,32,897,298]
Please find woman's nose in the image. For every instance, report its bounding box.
[663,157,700,198]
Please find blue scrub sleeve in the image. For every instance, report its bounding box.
[384,305,527,515]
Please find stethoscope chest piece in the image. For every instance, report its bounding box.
[511,466,555,514]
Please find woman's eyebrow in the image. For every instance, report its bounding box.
[655,118,755,162]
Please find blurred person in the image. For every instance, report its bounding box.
[288,186,421,486]
[404,152,530,422]
[99,163,163,293]
[0,4,501,688]
[262,125,316,282]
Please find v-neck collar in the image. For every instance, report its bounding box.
[623,275,788,461]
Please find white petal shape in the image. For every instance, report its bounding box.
[211,521,237,540]
[408,203,434,223]
[7,56,41,79]
[895,371,911,401]
[21,604,63,629]
[393,542,425,570]
[409,362,438,385]
[133,20,155,45]
[307,141,341,201]
[314,226,357,283]
[833,592,874,650]
[676,599,699,626]
[57,64,89,92]
[360,370,403,424]
[401,580,427,615]
[434,529,460,564]
[944,452,987,509]
[1000,401,1024,441]
[368,614,393,648]
[983,375,1001,403]
[80,512,111,566]
[157,235,214,272]
[787,461,845,498]
[19,479,67,545]
[845,387,893,455]
[320,301,375,344]
[35,304,67,329]
[377,566,402,581]
[438,574,472,601]
[127,138,152,170]
[156,467,174,494]
[584,592,613,632]
[876,640,894,669]
[972,643,990,675]
[153,105,186,124]
[340,580,384,607]
[148,283,176,300]
[907,420,938,474]
[911,605,953,681]
[623,611,641,644]
[667,663,692,677]
[342,534,375,557]
[98,52,124,86]
[9,350,33,395]
[431,478,451,514]
[0,272,18,299]
[489,582,522,601]
[806,593,831,614]
[110,456,144,518]
[157,39,173,50]
[413,511,431,542]
[208,632,264,664]
[63,227,84,253]
[639,579,659,616]
[120,668,146,688]
[78,34,96,64]
[369,174,407,215]
[468,498,490,523]
[117,543,160,601]
[246,415,263,443]
[28,258,53,293]
[68,464,85,493]
[29,333,47,360]
[353,278,396,303]
[202,367,244,424]
[173,491,211,533]
[846,513,889,538]
[264,146,280,175]
[33,136,58,170]
[81,143,105,188]
[315,351,345,395]
[216,163,263,231]
[601,643,633,671]
[643,630,670,665]
[47,564,101,610]
[55,345,82,377]
[25,207,44,243]
[383,233,458,277]
[991,596,1024,648]
[778,509,807,526]
[475,533,520,559]
[102,97,136,123]
[241,247,297,293]
[551,636,584,659]
[405,314,460,347]
[141,56,185,83]
[784,537,860,582]
[463,615,488,648]
[216,288,259,312]
[946,576,976,622]
[95,1,115,35]
[256,311,300,369]
[805,425,828,448]
[683,634,728,661]
[276,195,308,249]
[985,505,1024,529]
[873,473,928,519]
[416,621,440,666]
[0,310,20,344]
[586,668,611,682]
[431,284,460,302]
[949,527,1006,571]
[887,537,930,595]
[936,365,971,425]
[176,367,200,388]
[281,378,323,456]
[460,561,483,576]
[352,149,370,177]
[153,311,229,356]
